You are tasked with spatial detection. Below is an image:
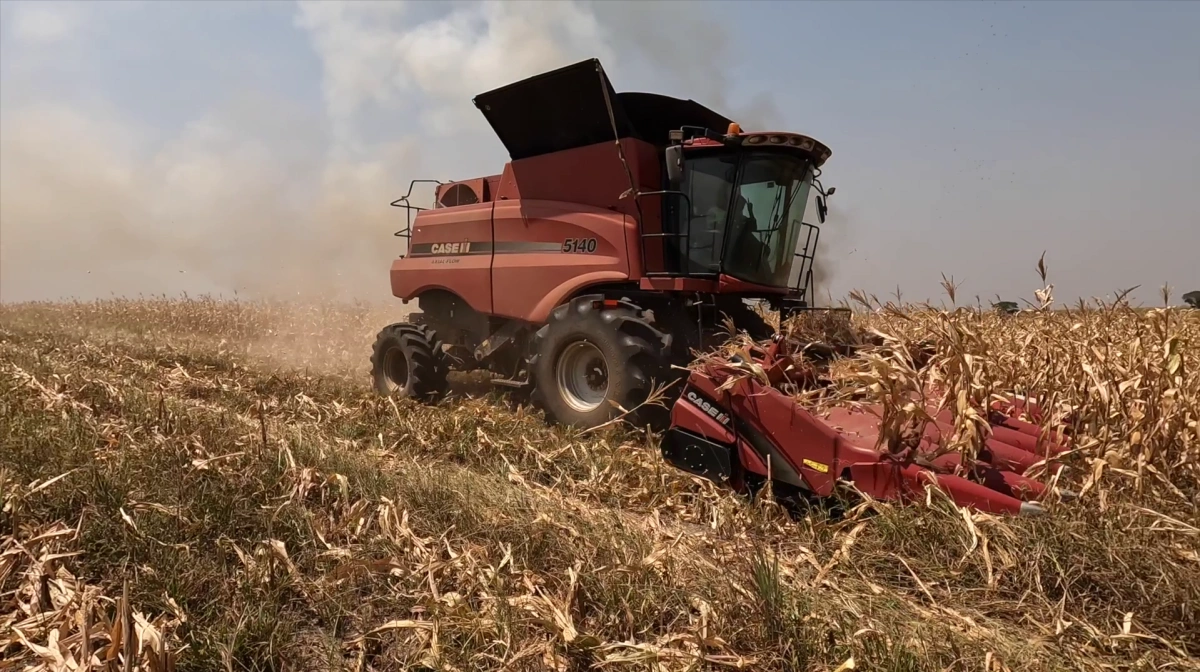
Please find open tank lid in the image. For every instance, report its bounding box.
[472,58,733,160]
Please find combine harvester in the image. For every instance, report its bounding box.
[371,59,1072,516]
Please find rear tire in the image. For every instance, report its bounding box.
[529,295,672,429]
[370,321,450,402]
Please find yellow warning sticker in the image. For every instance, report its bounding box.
[802,459,830,474]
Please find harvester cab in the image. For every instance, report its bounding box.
[652,122,837,314]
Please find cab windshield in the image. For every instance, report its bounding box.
[673,150,814,287]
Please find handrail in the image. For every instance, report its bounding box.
[390,179,446,241]
[635,189,701,277]
[789,221,821,304]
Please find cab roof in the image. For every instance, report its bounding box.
[685,131,832,166]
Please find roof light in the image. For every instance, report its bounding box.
[727,122,741,135]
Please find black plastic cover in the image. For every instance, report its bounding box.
[618,92,733,148]
[661,427,734,485]
[473,58,732,160]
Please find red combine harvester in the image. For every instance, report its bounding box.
[373,59,1073,515]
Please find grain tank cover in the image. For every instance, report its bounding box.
[618,92,733,149]
[473,58,732,160]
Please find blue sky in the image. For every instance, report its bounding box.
[1,0,1197,306]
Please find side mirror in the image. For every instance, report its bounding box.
[665,145,683,187]
[816,195,828,224]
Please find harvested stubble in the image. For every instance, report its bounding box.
[1,297,1197,671]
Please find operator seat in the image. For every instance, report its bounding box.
[728,194,769,281]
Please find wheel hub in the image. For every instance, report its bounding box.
[383,346,410,392]
[555,340,609,413]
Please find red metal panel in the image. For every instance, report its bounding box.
[669,394,736,445]
[390,202,494,314]
[503,139,657,217]
[490,200,632,322]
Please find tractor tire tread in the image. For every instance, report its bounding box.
[370,321,450,402]
[527,295,670,429]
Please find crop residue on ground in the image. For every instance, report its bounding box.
[1,297,1197,671]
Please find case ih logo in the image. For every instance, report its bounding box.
[685,390,731,426]
[430,242,471,255]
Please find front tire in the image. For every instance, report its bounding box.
[370,321,450,402]
[529,295,671,429]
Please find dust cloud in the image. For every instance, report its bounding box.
[0,1,788,307]
[810,197,855,305]
[0,100,420,303]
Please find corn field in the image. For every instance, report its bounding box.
[1,293,1197,671]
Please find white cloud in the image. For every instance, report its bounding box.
[294,0,617,156]
[8,1,86,43]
